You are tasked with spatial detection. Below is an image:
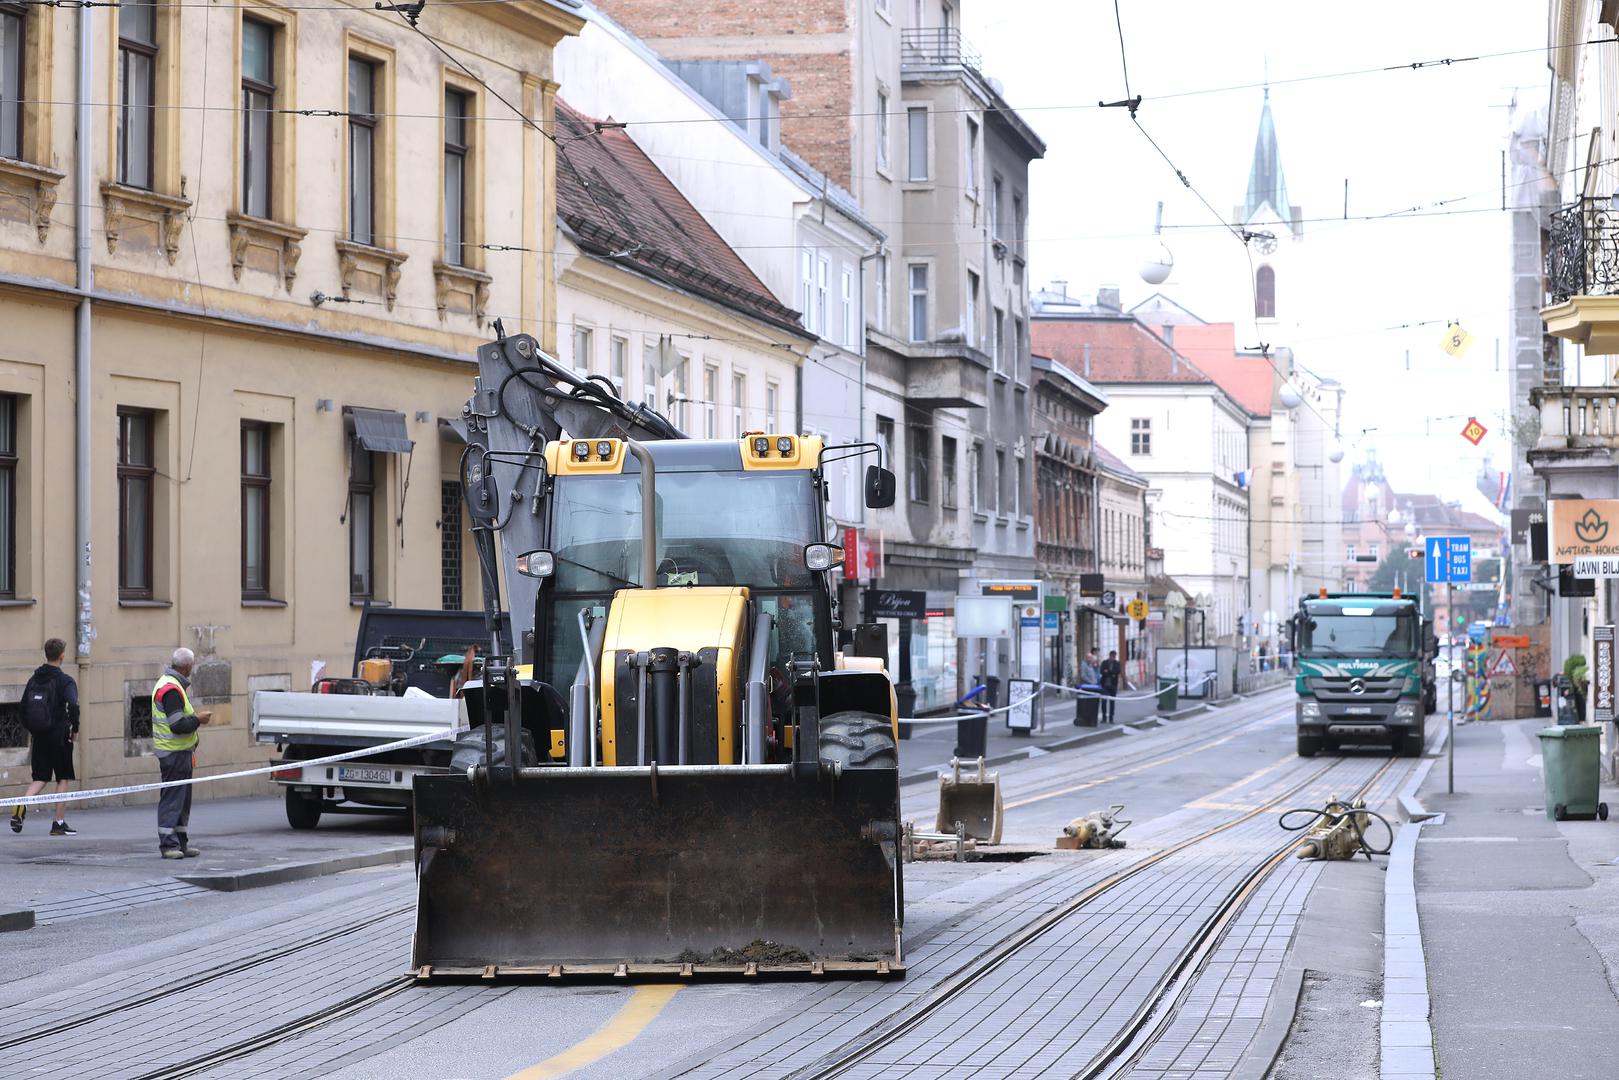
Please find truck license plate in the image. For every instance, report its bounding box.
[337,766,393,784]
[1344,706,1372,715]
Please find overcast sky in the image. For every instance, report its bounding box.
[966,0,1547,510]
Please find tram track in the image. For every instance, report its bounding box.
[909,689,1292,816]
[126,976,415,1080]
[1077,756,1399,1080]
[784,752,1398,1080]
[0,902,413,1054]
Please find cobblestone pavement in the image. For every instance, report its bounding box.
[0,690,1416,1080]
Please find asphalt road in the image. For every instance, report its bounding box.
[1,686,1428,1080]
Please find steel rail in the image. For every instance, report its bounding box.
[785,752,1374,1080]
[0,904,413,1053]
[127,977,415,1080]
[1072,756,1399,1080]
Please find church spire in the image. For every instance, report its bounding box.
[1239,88,1300,235]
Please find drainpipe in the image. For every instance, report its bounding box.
[74,5,95,659]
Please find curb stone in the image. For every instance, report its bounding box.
[175,844,412,892]
[0,906,34,932]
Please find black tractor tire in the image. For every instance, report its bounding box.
[1554,803,1568,822]
[1296,731,1322,758]
[1399,731,1425,758]
[285,791,322,830]
[818,711,899,770]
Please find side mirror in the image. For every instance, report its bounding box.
[514,550,555,579]
[804,543,845,572]
[865,464,896,509]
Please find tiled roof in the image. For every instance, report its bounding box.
[1030,317,1211,385]
[1094,441,1147,485]
[1138,318,1272,419]
[553,99,806,336]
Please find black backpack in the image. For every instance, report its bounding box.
[19,673,59,737]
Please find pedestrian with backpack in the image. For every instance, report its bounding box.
[10,638,81,836]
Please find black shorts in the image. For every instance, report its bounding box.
[30,735,75,783]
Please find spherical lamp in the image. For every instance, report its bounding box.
[1278,384,1303,409]
[1328,441,1345,464]
[1139,240,1174,285]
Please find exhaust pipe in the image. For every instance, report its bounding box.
[747,612,774,765]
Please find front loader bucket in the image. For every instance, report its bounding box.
[411,764,904,978]
[935,757,1003,844]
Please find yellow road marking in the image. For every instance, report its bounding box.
[505,984,681,1080]
[1004,726,1256,810]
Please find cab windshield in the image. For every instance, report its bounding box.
[1298,603,1418,658]
[548,470,819,591]
[539,469,823,690]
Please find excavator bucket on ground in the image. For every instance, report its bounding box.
[935,756,1004,844]
[410,763,904,978]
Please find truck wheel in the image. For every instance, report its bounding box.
[1296,731,1321,758]
[1400,732,1425,758]
[818,711,899,769]
[285,791,322,830]
[1554,803,1567,822]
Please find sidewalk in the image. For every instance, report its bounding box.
[1,795,411,916]
[1412,718,1619,1079]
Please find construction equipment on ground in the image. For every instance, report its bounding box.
[936,756,1003,844]
[411,330,905,978]
[903,820,975,862]
[1282,798,1394,860]
[1056,804,1131,849]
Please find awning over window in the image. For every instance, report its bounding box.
[347,407,414,454]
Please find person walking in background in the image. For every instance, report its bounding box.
[10,638,81,836]
[1099,650,1122,724]
[152,648,213,859]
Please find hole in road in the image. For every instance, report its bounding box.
[973,850,1049,863]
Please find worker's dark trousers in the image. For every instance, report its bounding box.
[1100,690,1117,723]
[157,750,193,852]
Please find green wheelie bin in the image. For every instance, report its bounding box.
[1157,677,1178,713]
[1538,725,1610,822]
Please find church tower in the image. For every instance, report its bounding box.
[1234,88,1302,330]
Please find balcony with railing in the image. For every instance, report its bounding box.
[900,28,983,76]
[1543,197,1619,353]
[1528,385,1619,456]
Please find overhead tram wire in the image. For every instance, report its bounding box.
[1102,2,1339,439]
[3,6,1604,126]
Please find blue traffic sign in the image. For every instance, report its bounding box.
[1424,536,1473,583]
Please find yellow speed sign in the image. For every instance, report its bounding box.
[1127,599,1149,621]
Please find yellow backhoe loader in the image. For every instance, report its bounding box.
[411,330,904,978]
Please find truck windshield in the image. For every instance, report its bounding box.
[547,470,820,591]
[1298,605,1418,657]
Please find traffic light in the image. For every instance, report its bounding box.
[1455,615,1468,629]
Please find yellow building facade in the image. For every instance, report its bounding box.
[0,0,584,798]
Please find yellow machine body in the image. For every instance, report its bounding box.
[598,585,749,766]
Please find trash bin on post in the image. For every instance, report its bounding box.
[1538,725,1609,821]
[1075,685,1101,726]
[956,677,995,759]
[1157,677,1178,713]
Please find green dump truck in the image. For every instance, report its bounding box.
[1291,592,1436,758]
